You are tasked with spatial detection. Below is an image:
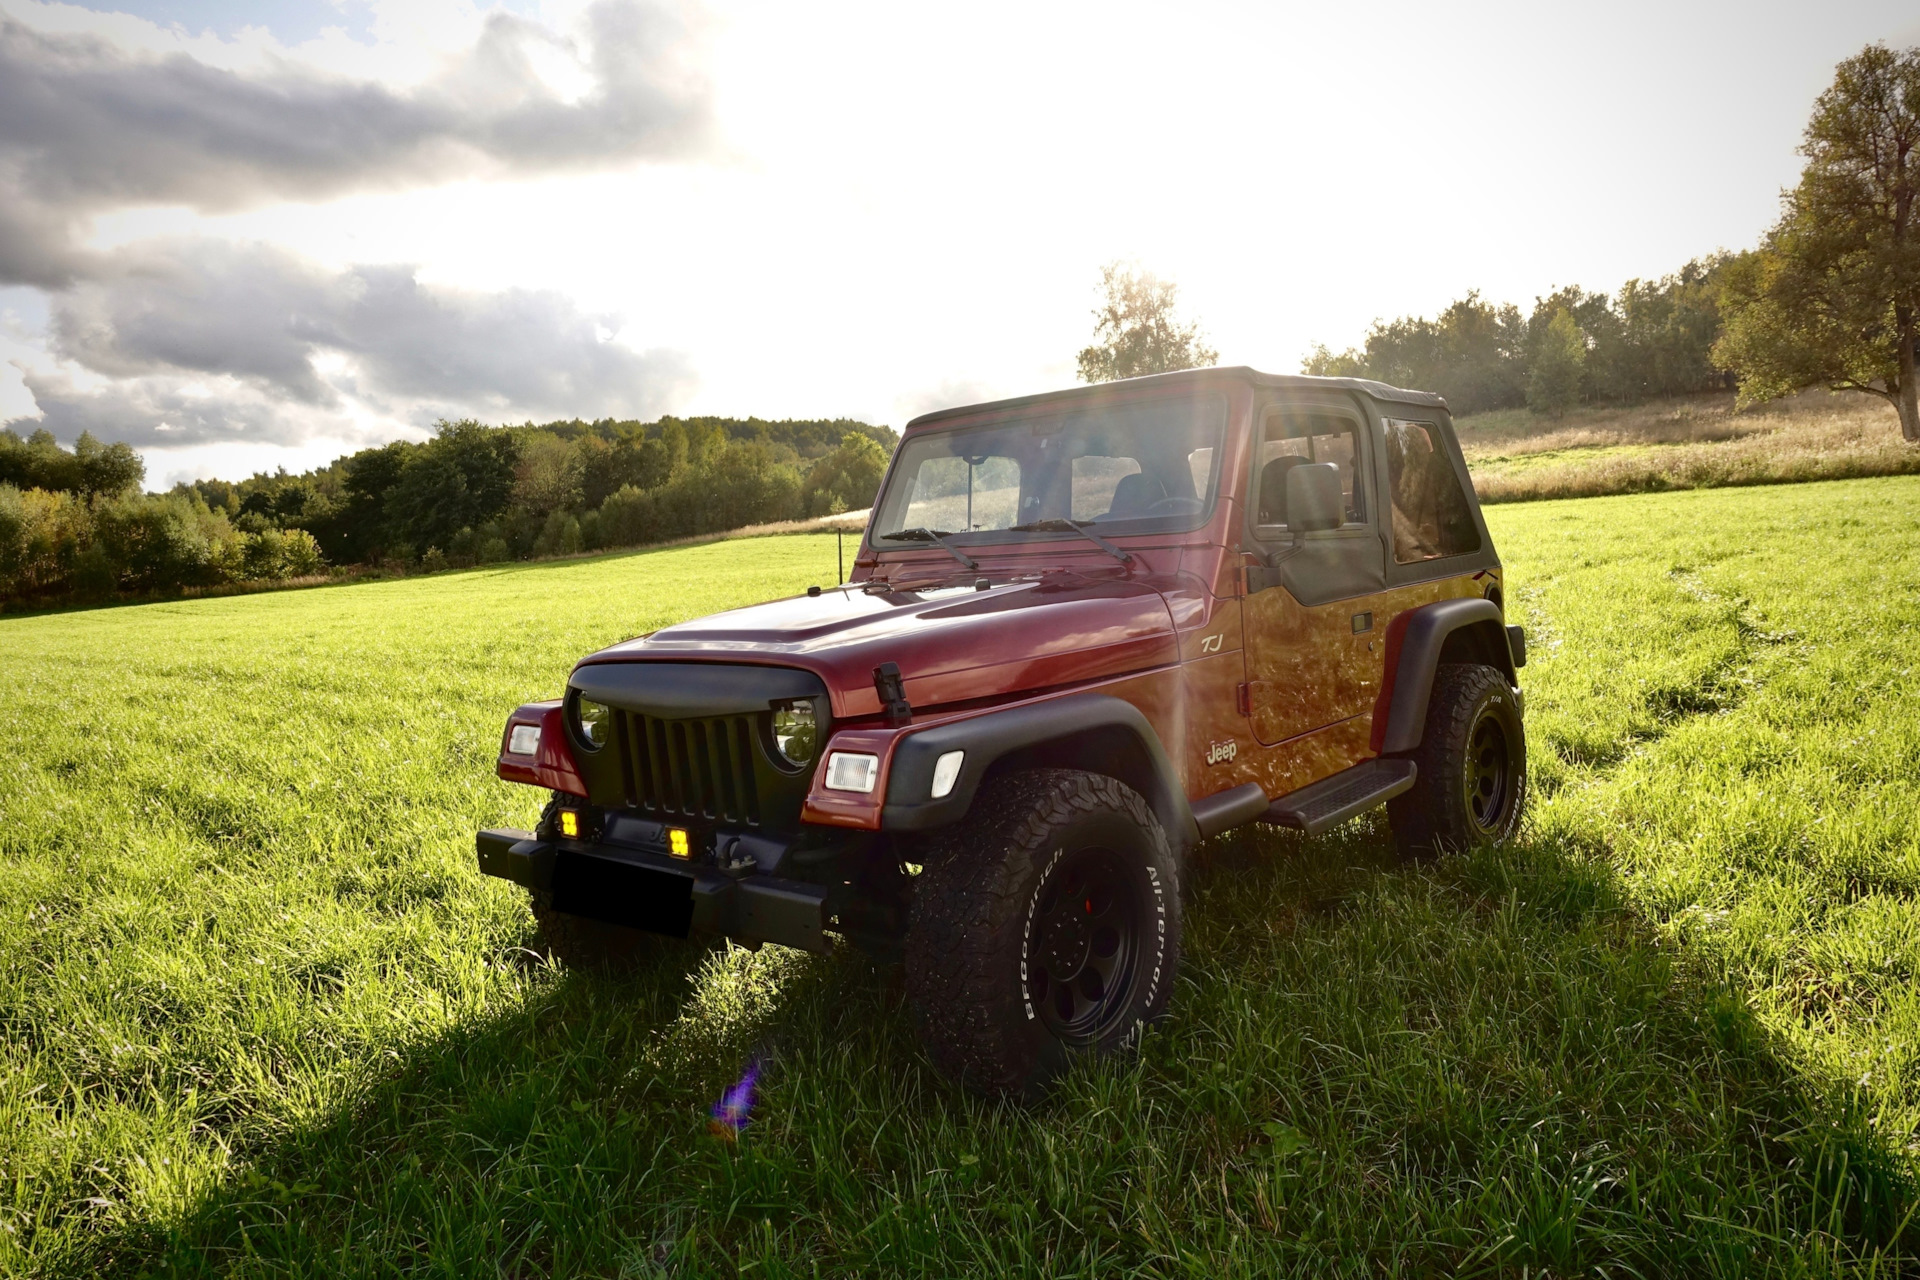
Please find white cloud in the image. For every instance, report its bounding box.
[14,238,695,449]
[0,0,709,472]
[0,0,713,284]
[7,0,1920,486]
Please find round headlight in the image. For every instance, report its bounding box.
[771,699,818,767]
[573,696,611,750]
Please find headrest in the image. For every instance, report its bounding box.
[1105,471,1163,518]
[1258,455,1308,524]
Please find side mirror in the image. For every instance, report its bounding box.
[1286,463,1343,534]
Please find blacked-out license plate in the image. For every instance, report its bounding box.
[550,851,696,938]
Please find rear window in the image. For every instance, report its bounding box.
[1384,419,1480,562]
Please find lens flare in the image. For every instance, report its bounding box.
[708,1061,761,1140]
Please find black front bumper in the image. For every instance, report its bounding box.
[476,828,830,953]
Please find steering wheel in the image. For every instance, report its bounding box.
[1145,496,1203,515]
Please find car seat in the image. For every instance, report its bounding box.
[1258,455,1309,525]
[1104,472,1166,519]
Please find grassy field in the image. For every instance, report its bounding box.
[4,481,1920,1276]
[1460,390,1920,503]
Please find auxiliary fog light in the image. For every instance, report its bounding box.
[507,723,541,756]
[667,827,691,858]
[825,752,879,793]
[930,750,965,799]
[559,810,581,839]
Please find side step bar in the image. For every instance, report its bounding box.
[1262,758,1417,838]
[1190,781,1270,840]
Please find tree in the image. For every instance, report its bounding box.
[1076,262,1218,383]
[71,432,145,497]
[1308,291,1528,414]
[1714,44,1920,441]
[1528,308,1587,417]
[801,432,890,516]
[1601,259,1730,400]
[509,432,587,521]
[384,420,521,555]
[0,429,144,497]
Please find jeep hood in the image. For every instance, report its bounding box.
[580,573,1179,720]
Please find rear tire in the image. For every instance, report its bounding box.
[1389,662,1527,860]
[904,769,1181,1098]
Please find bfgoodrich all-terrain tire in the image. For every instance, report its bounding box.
[904,769,1181,1098]
[1389,662,1527,859]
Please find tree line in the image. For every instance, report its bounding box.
[14,43,1915,604]
[1088,44,1920,443]
[1300,260,1732,417]
[1074,255,1733,418]
[1,428,328,601]
[1,416,895,605]
[1297,44,1920,435]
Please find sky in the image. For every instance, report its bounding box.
[3,0,1918,487]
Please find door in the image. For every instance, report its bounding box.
[1239,399,1387,746]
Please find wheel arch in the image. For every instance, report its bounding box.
[1377,597,1519,755]
[881,693,1200,851]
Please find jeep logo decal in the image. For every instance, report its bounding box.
[1206,739,1237,765]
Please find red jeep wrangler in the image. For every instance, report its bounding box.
[478,367,1526,1095]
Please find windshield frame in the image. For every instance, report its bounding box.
[867,390,1229,550]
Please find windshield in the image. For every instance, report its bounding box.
[872,394,1226,543]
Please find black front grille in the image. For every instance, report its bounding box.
[614,710,763,825]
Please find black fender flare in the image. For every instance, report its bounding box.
[1379,597,1521,755]
[881,692,1201,851]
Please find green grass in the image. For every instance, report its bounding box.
[4,485,1920,1276]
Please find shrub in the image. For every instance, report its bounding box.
[599,485,656,547]
[93,491,235,591]
[533,510,572,557]
[280,529,325,577]
[70,544,118,598]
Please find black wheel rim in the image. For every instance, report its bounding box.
[1464,708,1513,834]
[1025,848,1142,1047]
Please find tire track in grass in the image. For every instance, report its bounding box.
[1495,481,1920,1254]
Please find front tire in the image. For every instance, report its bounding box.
[904,769,1181,1098]
[1389,662,1527,859]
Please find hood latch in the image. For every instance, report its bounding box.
[873,662,912,726]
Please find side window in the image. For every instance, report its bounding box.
[1384,419,1480,562]
[1186,446,1216,498]
[1253,411,1364,528]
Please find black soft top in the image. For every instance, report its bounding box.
[902,365,1447,435]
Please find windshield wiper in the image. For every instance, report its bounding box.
[877,527,979,570]
[1007,518,1134,567]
